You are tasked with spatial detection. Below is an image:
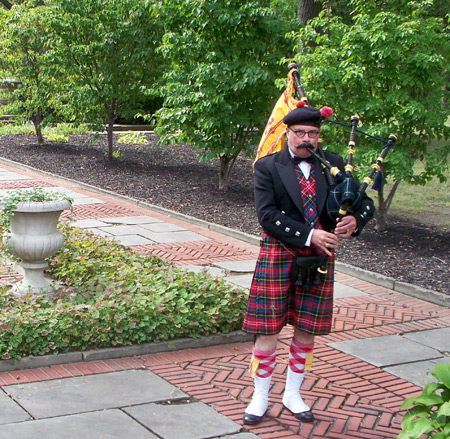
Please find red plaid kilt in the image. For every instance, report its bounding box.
[242,234,335,336]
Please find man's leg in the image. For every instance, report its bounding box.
[243,334,278,425]
[282,328,315,422]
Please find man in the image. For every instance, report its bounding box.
[242,103,374,425]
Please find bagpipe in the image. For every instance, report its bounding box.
[256,61,397,226]
[256,62,397,286]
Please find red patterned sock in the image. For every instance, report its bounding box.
[250,347,276,378]
[289,339,314,374]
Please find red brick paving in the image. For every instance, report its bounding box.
[1,162,448,438]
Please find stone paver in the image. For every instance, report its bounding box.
[0,409,159,439]
[330,335,444,367]
[334,281,368,298]
[140,222,187,232]
[0,391,29,425]
[224,274,253,289]
[384,359,449,387]
[213,260,257,273]
[113,235,155,246]
[403,327,450,352]
[216,435,260,439]
[98,224,155,236]
[72,219,112,229]
[100,215,164,225]
[0,172,31,181]
[5,370,187,419]
[124,401,241,439]
[183,265,225,278]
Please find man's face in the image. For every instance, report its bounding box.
[286,124,320,158]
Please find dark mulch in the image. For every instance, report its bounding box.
[0,132,448,295]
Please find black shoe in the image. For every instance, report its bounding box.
[283,405,315,423]
[243,412,265,425]
[293,410,314,423]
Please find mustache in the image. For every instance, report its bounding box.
[294,142,314,149]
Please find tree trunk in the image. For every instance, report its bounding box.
[0,0,12,10]
[106,115,114,161]
[375,181,399,232]
[31,108,44,144]
[375,190,387,232]
[297,0,322,25]
[106,101,117,161]
[218,155,237,192]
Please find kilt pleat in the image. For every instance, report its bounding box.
[242,234,334,336]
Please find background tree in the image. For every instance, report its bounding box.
[154,0,295,191]
[297,0,322,24]
[0,0,12,9]
[48,0,163,160]
[291,0,450,231]
[0,2,57,143]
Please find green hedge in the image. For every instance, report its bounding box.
[0,224,248,360]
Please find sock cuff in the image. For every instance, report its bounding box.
[252,347,277,361]
[290,339,314,354]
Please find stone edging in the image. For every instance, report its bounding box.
[0,331,253,373]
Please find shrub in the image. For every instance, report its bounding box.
[396,364,450,439]
[118,132,149,145]
[0,224,248,360]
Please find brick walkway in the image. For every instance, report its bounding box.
[1,161,449,438]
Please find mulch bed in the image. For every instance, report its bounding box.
[0,132,448,295]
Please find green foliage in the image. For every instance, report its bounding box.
[44,131,68,143]
[290,0,450,220]
[47,0,164,159]
[0,187,73,232]
[0,224,247,360]
[0,2,58,142]
[0,122,90,136]
[118,132,150,145]
[397,364,450,439]
[0,123,34,135]
[43,123,91,136]
[154,0,296,190]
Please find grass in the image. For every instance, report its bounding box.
[383,162,450,229]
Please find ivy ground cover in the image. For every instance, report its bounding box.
[0,225,247,360]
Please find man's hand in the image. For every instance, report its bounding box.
[335,215,357,238]
[310,229,339,256]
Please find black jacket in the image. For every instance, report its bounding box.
[254,146,375,249]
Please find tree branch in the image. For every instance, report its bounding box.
[0,0,12,10]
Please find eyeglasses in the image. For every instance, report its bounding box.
[289,128,320,139]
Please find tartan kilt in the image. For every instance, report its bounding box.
[242,234,335,336]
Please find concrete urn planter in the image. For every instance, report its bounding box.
[3,199,71,295]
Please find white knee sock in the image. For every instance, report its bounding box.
[245,375,272,416]
[282,367,310,413]
[245,347,276,416]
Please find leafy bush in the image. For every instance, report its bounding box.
[0,122,91,136]
[44,131,69,143]
[397,364,450,439]
[118,132,149,145]
[0,224,248,360]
